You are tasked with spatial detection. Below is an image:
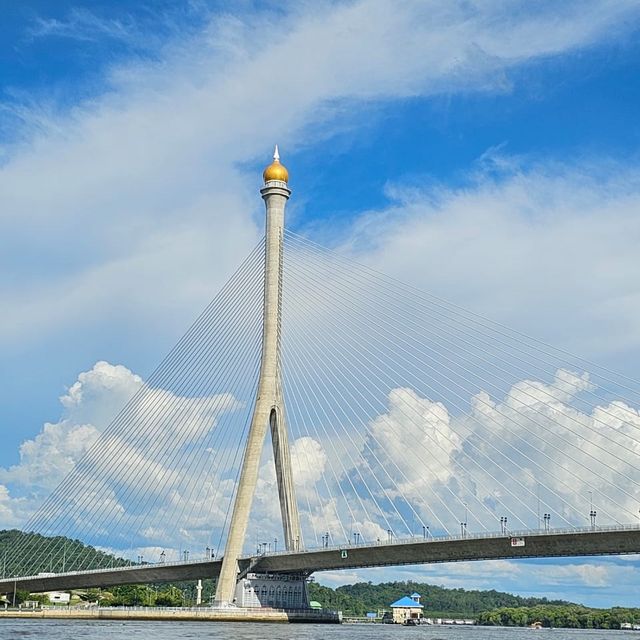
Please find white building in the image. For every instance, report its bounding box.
[234,573,308,609]
[45,591,71,604]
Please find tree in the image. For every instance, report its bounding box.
[155,587,183,607]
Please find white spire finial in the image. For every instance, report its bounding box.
[273,144,280,162]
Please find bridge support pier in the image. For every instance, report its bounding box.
[214,149,301,606]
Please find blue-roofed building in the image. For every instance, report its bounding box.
[390,593,423,623]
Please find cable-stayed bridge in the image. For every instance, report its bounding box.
[2,150,640,607]
[3,526,639,595]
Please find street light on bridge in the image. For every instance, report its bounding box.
[588,491,597,529]
[543,513,551,531]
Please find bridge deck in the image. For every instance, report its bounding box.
[1,526,638,594]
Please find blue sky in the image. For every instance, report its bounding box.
[2,0,640,608]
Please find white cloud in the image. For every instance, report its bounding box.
[0,360,246,562]
[343,159,640,359]
[349,370,640,534]
[315,557,640,606]
[0,362,139,491]
[27,8,139,44]
[3,0,639,351]
[369,387,461,489]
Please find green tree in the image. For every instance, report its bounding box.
[155,586,183,607]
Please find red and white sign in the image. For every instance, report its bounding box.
[510,537,526,547]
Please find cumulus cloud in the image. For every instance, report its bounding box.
[0,360,248,562]
[369,387,461,489]
[348,369,640,536]
[0,362,139,491]
[0,361,240,496]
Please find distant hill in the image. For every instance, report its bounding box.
[308,580,640,629]
[309,580,571,617]
[0,529,128,577]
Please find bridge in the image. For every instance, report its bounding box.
[3,526,639,594]
[2,148,640,607]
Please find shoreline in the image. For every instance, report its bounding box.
[0,606,342,624]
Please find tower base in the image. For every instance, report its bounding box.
[232,573,309,609]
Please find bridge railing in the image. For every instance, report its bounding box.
[1,555,217,582]
[4,523,639,582]
[262,522,640,557]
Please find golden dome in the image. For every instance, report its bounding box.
[263,145,289,183]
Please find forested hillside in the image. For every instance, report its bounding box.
[308,580,568,617]
[0,529,128,576]
[476,604,640,629]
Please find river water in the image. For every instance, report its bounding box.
[0,621,638,640]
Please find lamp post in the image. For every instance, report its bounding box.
[461,503,468,537]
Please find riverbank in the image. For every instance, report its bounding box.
[0,606,342,623]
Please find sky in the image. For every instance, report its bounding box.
[2,0,640,608]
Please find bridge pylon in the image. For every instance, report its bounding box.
[214,147,301,606]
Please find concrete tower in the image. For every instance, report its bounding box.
[214,147,301,606]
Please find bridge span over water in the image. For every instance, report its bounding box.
[4,151,640,604]
[2,526,638,594]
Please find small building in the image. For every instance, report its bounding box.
[45,591,71,604]
[389,592,423,624]
[234,573,309,609]
[22,600,41,609]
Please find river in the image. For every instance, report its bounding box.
[0,621,638,640]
